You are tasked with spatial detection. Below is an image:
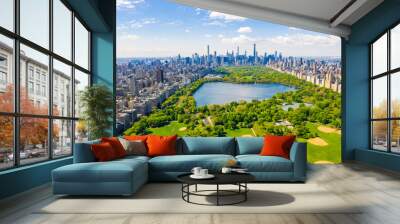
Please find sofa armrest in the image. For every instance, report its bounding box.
[73,140,100,163]
[289,142,307,181]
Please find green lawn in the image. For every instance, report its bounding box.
[148,121,188,136]
[298,123,342,164]
[225,128,254,137]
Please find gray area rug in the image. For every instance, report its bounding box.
[38,183,362,214]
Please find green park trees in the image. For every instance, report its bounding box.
[124,66,341,139]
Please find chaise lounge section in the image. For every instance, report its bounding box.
[52,141,149,196]
[52,137,307,196]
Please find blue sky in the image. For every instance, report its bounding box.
[117,0,341,58]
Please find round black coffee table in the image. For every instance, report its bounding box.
[177,173,255,206]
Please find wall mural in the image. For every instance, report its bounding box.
[116,0,342,164]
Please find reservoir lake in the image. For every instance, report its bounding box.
[193,82,295,106]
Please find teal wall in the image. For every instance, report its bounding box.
[92,33,114,88]
[69,0,116,133]
[92,32,116,135]
[343,0,400,171]
[91,0,116,135]
[0,0,116,200]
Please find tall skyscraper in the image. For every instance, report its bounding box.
[253,43,257,64]
[206,45,210,65]
[156,69,164,83]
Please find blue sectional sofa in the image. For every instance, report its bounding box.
[52,137,307,196]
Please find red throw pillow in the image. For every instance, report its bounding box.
[260,135,296,159]
[146,135,177,157]
[91,142,117,162]
[101,137,126,158]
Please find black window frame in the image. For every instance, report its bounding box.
[0,0,92,171]
[370,21,400,154]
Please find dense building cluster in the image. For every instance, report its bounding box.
[268,57,341,92]
[116,59,210,133]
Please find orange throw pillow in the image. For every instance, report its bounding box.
[146,135,177,157]
[260,135,296,159]
[101,137,126,158]
[91,142,117,162]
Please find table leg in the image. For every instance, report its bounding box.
[187,184,190,202]
[245,183,247,201]
[217,184,219,206]
[195,184,198,192]
[181,184,183,199]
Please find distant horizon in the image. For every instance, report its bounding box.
[116,55,341,60]
[117,0,341,58]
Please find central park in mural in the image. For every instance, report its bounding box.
[123,66,342,164]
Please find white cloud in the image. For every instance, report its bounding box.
[204,34,212,38]
[117,0,144,9]
[129,21,143,29]
[195,8,204,15]
[117,24,128,31]
[237,26,252,33]
[185,29,190,33]
[288,27,301,31]
[166,21,182,26]
[125,18,157,29]
[142,18,157,25]
[209,11,246,22]
[221,34,255,44]
[267,34,339,46]
[203,21,226,27]
[118,34,140,41]
[218,34,224,38]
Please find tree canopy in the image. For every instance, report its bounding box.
[124,66,341,139]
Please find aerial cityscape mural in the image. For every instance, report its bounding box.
[116,0,342,163]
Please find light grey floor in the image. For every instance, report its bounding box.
[1,162,400,224]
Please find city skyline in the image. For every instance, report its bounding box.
[117,43,341,61]
[117,0,341,58]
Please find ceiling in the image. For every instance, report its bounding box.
[171,0,384,38]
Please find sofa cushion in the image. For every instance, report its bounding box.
[101,137,127,158]
[236,137,264,155]
[236,155,293,172]
[73,140,100,163]
[260,135,296,159]
[147,135,177,157]
[180,137,235,155]
[90,142,118,162]
[124,135,148,142]
[119,138,147,156]
[53,158,147,183]
[149,154,235,172]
